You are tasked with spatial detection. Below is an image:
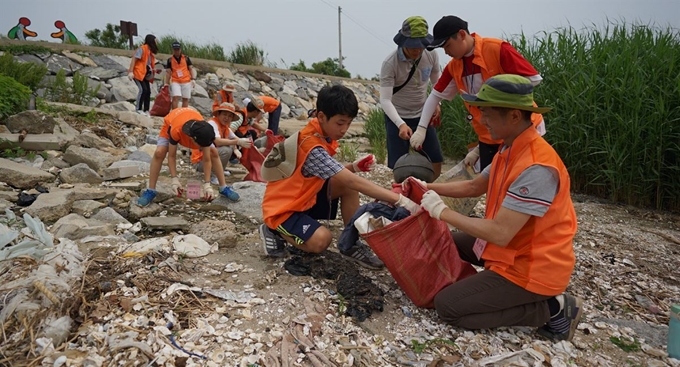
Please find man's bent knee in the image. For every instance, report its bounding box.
[303,227,332,253]
[433,291,463,326]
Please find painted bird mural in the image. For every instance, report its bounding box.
[7,17,38,40]
[51,20,78,43]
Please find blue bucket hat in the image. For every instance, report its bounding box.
[393,16,433,49]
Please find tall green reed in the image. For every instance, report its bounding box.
[156,35,226,61]
[364,108,387,164]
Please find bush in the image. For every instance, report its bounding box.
[437,98,477,160]
[84,23,128,49]
[364,108,387,164]
[0,75,31,120]
[44,69,100,105]
[227,41,265,66]
[0,52,48,91]
[156,35,226,61]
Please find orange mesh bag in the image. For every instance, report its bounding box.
[361,178,477,308]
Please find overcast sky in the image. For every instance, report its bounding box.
[2,0,679,77]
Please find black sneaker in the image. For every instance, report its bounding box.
[259,224,286,258]
[340,240,384,270]
[537,293,583,342]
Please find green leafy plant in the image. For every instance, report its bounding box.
[610,336,640,352]
[227,41,266,66]
[0,44,51,55]
[0,52,48,91]
[364,108,387,164]
[44,69,99,105]
[0,75,31,119]
[84,23,129,49]
[337,140,359,163]
[290,57,350,78]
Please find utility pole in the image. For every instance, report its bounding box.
[338,6,343,70]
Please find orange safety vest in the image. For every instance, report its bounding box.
[237,107,252,136]
[446,34,544,144]
[190,117,229,164]
[132,44,156,82]
[170,55,191,83]
[262,118,338,229]
[482,127,577,296]
[259,96,280,113]
[159,108,204,150]
[212,90,234,111]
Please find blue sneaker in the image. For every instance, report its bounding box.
[229,157,240,165]
[137,189,157,207]
[219,186,240,202]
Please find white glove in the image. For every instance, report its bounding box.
[171,177,182,196]
[421,190,448,220]
[352,154,375,172]
[127,71,134,81]
[401,177,426,192]
[191,80,196,88]
[237,138,252,148]
[463,146,480,167]
[395,194,420,214]
[409,126,427,150]
[233,149,242,159]
[202,182,215,201]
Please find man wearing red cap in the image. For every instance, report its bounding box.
[413,15,546,172]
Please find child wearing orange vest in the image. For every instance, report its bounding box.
[191,102,253,184]
[255,96,283,135]
[259,85,420,268]
[413,16,546,172]
[212,84,235,111]
[127,34,158,116]
[235,98,268,140]
[417,75,581,342]
[164,42,195,110]
[137,107,240,206]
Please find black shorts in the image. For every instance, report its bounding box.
[275,179,338,244]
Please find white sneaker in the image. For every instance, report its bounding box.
[223,170,231,176]
[210,175,219,185]
[144,111,151,117]
[136,110,145,115]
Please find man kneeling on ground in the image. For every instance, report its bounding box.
[417,74,582,342]
[259,85,420,269]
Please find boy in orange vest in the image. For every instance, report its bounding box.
[259,85,420,269]
[137,107,240,206]
[412,16,546,172]
[191,102,253,185]
[164,42,195,110]
[212,84,235,111]
[417,75,582,342]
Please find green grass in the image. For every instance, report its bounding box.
[0,44,52,56]
[0,74,31,120]
[438,21,680,210]
[364,108,387,164]
[227,40,266,66]
[610,336,641,352]
[156,35,227,62]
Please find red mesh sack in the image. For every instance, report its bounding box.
[241,131,285,182]
[361,178,477,308]
[150,85,171,117]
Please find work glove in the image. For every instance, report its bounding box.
[409,126,427,150]
[171,177,183,197]
[202,182,215,201]
[401,177,426,193]
[398,124,412,140]
[421,190,448,220]
[191,80,196,88]
[233,149,242,159]
[237,138,253,148]
[463,146,480,168]
[127,72,134,81]
[352,154,375,172]
[395,194,420,214]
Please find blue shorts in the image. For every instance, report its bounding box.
[385,114,443,168]
[275,179,338,245]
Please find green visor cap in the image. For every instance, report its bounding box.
[461,74,552,114]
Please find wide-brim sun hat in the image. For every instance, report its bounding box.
[393,16,433,49]
[212,102,239,117]
[460,74,552,114]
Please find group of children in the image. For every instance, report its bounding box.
[135,84,284,207]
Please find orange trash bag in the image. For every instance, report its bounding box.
[241,131,285,182]
[150,85,171,117]
[361,178,477,308]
